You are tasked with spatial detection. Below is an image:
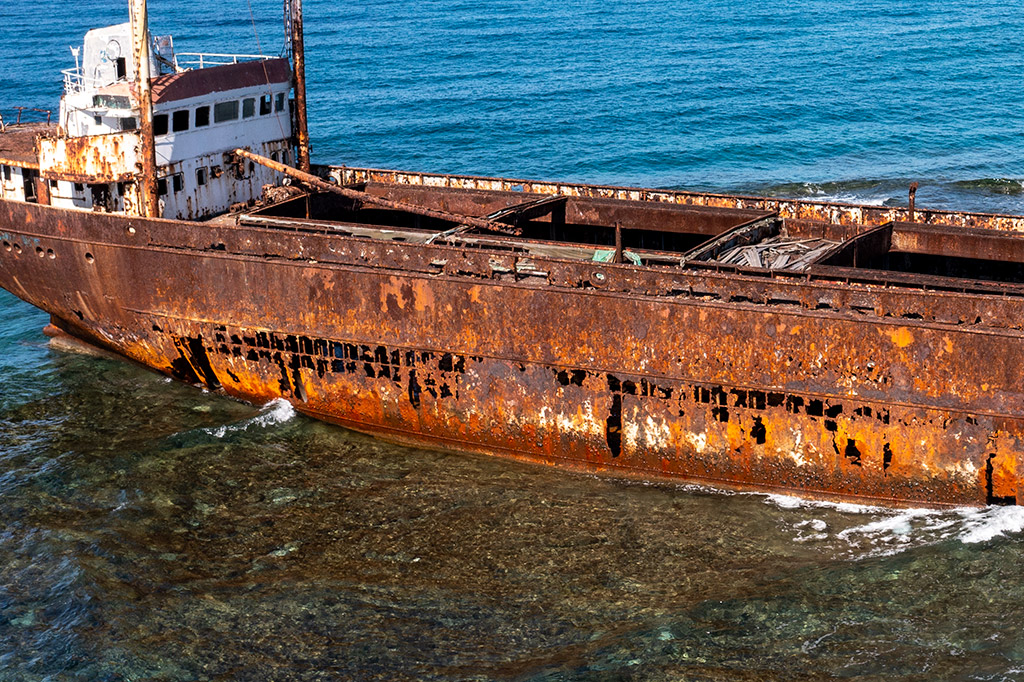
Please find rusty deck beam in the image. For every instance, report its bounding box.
[235,148,523,236]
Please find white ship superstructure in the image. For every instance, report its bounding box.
[1,17,294,219]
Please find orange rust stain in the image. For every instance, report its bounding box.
[882,326,915,348]
[412,279,434,312]
[379,276,407,313]
[467,285,482,303]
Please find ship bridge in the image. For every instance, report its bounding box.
[0,18,296,220]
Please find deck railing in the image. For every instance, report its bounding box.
[62,53,274,94]
[173,53,274,70]
[62,67,118,94]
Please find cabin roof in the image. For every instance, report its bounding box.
[152,58,291,104]
[0,123,55,168]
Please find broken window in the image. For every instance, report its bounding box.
[172,110,189,132]
[1,166,10,182]
[260,94,273,115]
[172,173,184,193]
[153,114,169,135]
[242,98,256,119]
[195,106,210,127]
[196,167,208,186]
[214,101,239,123]
[90,184,111,211]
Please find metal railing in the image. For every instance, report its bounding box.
[0,108,52,131]
[62,67,120,94]
[173,52,273,70]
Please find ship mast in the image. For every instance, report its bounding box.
[130,0,159,218]
[285,0,311,173]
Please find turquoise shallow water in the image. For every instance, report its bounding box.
[4,1,1024,679]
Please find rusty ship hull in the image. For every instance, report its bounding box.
[3,168,1024,508]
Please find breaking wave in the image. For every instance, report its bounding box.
[763,494,1024,557]
[950,178,1024,196]
[202,399,297,438]
[716,177,1024,214]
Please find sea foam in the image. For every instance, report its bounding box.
[202,399,297,438]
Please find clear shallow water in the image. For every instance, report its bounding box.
[4,1,1024,679]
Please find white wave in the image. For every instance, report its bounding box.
[957,506,1024,544]
[202,398,296,438]
[810,192,890,206]
[763,493,880,515]
[763,492,1024,557]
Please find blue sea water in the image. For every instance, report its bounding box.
[4,1,1024,679]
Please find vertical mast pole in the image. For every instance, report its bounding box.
[289,0,311,173]
[130,0,159,218]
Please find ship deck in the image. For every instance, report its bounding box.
[235,165,1024,299]
[0,123,55,168]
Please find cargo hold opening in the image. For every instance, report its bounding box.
[248,184,777,257]
[820,222,1024,285]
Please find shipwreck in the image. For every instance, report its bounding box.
[2,0,1024,507]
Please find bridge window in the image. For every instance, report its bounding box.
[260,94,273,116]
[214,101,239,123]
[196,167,208,186]
[172,110,189,132]
[275,93,285,112]
[1,166,10,182]
[195,106,210,127]
[242,98,256,119]
[172,173,183,193]
[119,117,137,131]
[153,114,169,135]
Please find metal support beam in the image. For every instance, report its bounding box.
[288,0,311,173]
[130,0,159,218]
[234,148,522,235]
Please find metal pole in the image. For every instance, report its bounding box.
[908,182,919,223]
[290,0,311,173]
[233,148,522,235]
[130,0,159,218]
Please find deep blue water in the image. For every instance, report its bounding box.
[4,1,1024,680]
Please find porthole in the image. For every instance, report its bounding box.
[47,249,55,259]
[2,240,10,251]
[13,243,21,254]
[36,246,44,257]
[85,252,95,264]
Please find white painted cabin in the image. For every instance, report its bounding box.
[0,21,294,220]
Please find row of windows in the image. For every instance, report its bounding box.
[91,116,137,131]
[157,152,284,196]
[153,92,287,136]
